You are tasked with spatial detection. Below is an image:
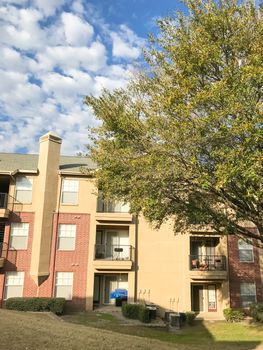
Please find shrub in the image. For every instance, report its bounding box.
[223,308,245,322]
[122,303,140,319]
[5,297,66,315]
[185,311,196,325]
[249,303,263,323]
[122,303,150,323]
[138,306,150,323]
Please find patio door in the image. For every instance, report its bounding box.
[106,230,129,259]
[207,284,217,311]
[192,285,204,312]
[103,275,128,304]
[104,276,118,304]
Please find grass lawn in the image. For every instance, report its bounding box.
[1,308,263,350]
[0,309,174,350]
[62,311,263,350]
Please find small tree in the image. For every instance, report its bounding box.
[85,0,263,245]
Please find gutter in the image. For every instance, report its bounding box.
[0,169,38,176]
[134,213,139,302]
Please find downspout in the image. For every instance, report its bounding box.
[50,174,63,296]
[134,213,139,302]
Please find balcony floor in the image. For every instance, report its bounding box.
[93,259,133,270]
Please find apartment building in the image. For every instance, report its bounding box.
[0,132,262,317]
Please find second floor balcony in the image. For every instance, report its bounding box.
[94,244,134,270]
[189,254,227,280]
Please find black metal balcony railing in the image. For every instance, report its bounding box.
[96,198,129,213]
[0,242,8,260]
[0,192,16,212]
[189,255,226,271]
[95,244,133,261]
[0,193,8,209]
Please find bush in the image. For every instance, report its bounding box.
[122,303,140,319]
[185,311,196,325]
[122,303,150,323]
[138,306,150,323]
[249,303,263,323]
[6,297,66,315]
[223,308,245,322]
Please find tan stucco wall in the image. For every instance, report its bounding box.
[135,216,229,316]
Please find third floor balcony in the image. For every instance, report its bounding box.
[95,198,133,222]
[0,193,14,218]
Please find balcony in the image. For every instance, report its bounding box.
[0,193,14,218]
[0,243,7,268]
[93,244,133,270]
[95,199,133,222]
[189,255,227,280]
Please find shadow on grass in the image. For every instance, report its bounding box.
[62,310,263,350]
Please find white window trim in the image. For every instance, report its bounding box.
[9,223,29,250]
[54,272,73,300]
[57,224,76,251]
[4,271,24,300]
[15,177,33,204]
[240,282,257,308]
[61,179,79,205]
[238,239,254,262]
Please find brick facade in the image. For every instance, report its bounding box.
[228,232,262,308]
[0,212,90,310]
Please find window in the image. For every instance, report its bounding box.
[240,282,256,307]
[61,179,79,204]
[58,224,76,250]
[9,223,29,250]
[238,239,254,262]
[4,271,24,300]
[15,177,33,203]
[55,272,73,300]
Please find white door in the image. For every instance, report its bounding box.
[104,276,117,304]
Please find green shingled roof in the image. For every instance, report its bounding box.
[0,153,97,173]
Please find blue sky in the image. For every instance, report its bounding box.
[0,0,185,154]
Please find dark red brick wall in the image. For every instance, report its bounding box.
[0,212,90,311]
[228,231,262,308]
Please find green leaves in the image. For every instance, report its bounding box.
[85,0,263,244]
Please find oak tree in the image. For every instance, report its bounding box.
[85,0,263,244]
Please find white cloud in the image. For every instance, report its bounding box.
[61,12,94,46]
[111,24,144,59]
[71,0,84,15]
[0,47,38,73]
[0,1,144,154]
[0,6,46,50]
[37,41,107,72]
[33,0,66,17]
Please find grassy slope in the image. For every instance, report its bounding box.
[0,309,175,350]
[1,309,263,350]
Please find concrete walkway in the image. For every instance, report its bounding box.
[196,312,225,321]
